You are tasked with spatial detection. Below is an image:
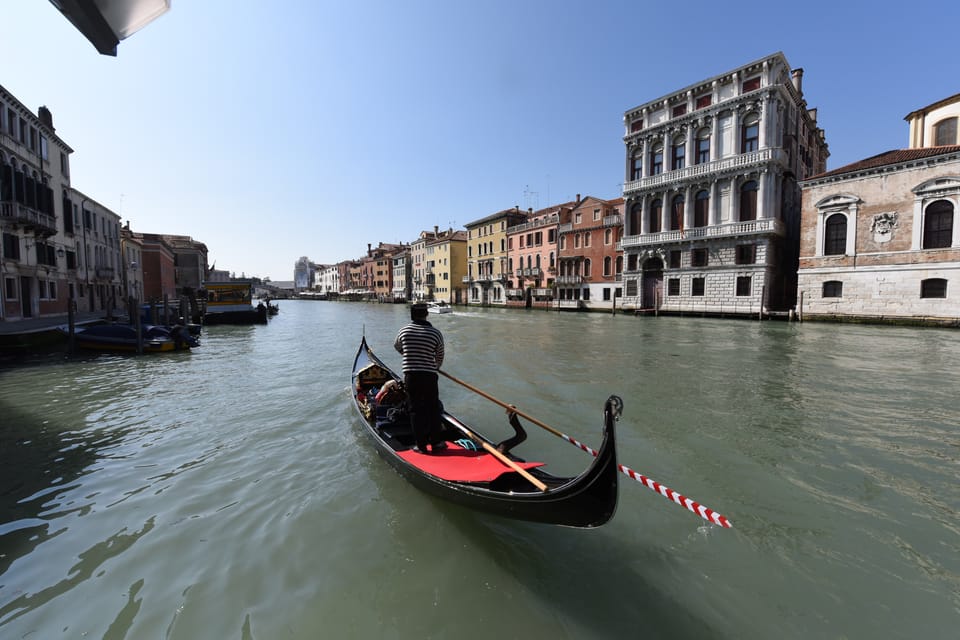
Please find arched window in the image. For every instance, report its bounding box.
[604,228,612,244]
[583,259,591,277]
[739,180,758,221]
[923,200,954,249]
[535,254,540,268]
[696,128,711,164]
[604,256,612,276]
[549,251,555,268]
[741,114,760,153]
[671,136,685,170]
[671,194,685,231]
[650,145,663,175]
[616,256,623,274]
[695,190,709,227]
[649,199,662,233]
[630,151,643,180]
[629,203,642,235]
[934,117,958,146]
[824,213,847,255]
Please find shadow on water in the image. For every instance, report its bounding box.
[437,505,727,639]
[0,399,132,580]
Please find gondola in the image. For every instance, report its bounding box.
[351,337,620,528]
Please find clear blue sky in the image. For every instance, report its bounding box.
[3,1,956,281]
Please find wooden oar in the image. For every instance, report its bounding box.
[441,412,548,492]
[439,369,732,528]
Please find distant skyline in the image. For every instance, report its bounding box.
[4,1,957,280]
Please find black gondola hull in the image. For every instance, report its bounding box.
[351,337,619,528]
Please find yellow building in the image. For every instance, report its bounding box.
[426,230,467,304]
[463,207,528,305]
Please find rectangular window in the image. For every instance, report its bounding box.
[742,123,759,152]
[630,120,643,133]
[667,278,680,296]
[920,278,947,298]
[651,149,663,175]
[2,233,20,260]
[603,288,611,301]
[695,95,712,109]
[736,244,756,265]
[691,248,708,267]
[822,281,843,298]
[736,276,752,296]
[669,250,681,269]
[672,143,685,170]
[626,279,638,296]
[742,77,761,92]
[672,105,687,117]
[593,209,601,221]
[575,212,582,224]
[697,138,710,164]
[5,277,17,300]
[691,277,705,296]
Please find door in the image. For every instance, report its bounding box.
[19,276,32,317]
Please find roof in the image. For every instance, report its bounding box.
[903,93,960,121]
[804,146,960,181]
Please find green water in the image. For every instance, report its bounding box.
[1,302,957,638]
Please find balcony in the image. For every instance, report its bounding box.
[620,218,784,248]
[523,267,542,278]
[603,214,623,226]
[622,148,786,195]
[556,275,582,285]
[0,201,57,236]
[462,275,472,283]
[510,213,559,233]
[96,267,115,279]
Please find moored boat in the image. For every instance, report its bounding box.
[72,323,198,353]
[351,337,620,527]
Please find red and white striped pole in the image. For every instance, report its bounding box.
[549,430,731,528]
[439,370,733,528]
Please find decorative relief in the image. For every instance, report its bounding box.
[869,211,899,243]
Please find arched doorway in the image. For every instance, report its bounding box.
[641,257,663,310]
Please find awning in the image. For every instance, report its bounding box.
[49,0,171,56]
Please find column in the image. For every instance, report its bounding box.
[759,94,768,149]
[640,195,649,235]
[661,190,671,232]
[758,169,768,219]
[710,181,720,226]
[684,185,694,230]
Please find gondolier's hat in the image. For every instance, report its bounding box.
[411,302,429,318]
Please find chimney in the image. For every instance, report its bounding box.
[434,225,438,236]
[791,68,803,94]
[38,106,54,131]
[528,207,533,214]
[576,193,581,203]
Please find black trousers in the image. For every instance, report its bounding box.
[404,371,440,449]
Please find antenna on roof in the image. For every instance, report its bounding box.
[523,185,539,210]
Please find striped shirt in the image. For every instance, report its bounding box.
[394,320,444,373]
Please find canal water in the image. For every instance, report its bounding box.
[1,301,957,639]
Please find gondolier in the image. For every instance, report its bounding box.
[394,303,446,453]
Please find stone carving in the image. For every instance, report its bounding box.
[870,212,899,243]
